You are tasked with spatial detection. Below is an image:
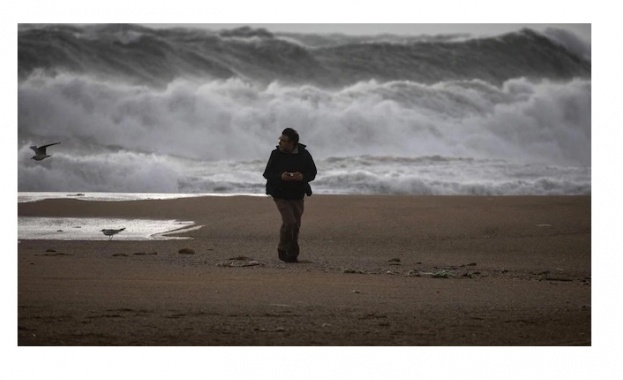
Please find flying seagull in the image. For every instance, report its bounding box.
[30,142,60,161]
[101,228,126,240]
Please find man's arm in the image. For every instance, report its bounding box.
[262,151,283,182]
[301,150,317,183]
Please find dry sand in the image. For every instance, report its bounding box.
[17,195,591,346]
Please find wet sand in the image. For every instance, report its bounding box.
[17,195,591,345]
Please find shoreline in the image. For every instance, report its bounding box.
[18,191,592,204]
[18,195,591,345]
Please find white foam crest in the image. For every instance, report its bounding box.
[19,74,590,165]
[19,149,184,192]
[18,145,268,193]
[19,74,272,161]
[19,74,590,194]
[314,156,590,195]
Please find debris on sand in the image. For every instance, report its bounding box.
[388,258,401,265]
[460,262,477,267]
[217,256,264,267]
[217,259,264,268]
[343,269,369,274]
[543,275,573,282]
[228,256,253,261]
[405,270,420,277]
[431,270,455,278]
[178,248,195,255]
[405,269,457,278]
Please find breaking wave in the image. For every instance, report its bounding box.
[18,24,591,195]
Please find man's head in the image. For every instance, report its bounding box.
[278,128,299,153]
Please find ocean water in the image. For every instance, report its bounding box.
[18,24,591,196]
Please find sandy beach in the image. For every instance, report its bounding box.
[17,195,591,346]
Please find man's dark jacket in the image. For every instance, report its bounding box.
[263,143,317,200]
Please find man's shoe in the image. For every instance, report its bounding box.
[287,242,299,262]
[278,249,288,262]
[284,254,298,263]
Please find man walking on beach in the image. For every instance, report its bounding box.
[263,128,317,263]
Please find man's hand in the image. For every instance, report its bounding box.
[281,172,304,181]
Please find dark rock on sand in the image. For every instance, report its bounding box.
[544,275,573,282]
[460,262,477,267]
[36,252,73,256]
[178,248,195,255]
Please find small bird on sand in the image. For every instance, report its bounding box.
[101,228,126,240]
[30,142,61,161]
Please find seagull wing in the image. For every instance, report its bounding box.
[38,142,61,154]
